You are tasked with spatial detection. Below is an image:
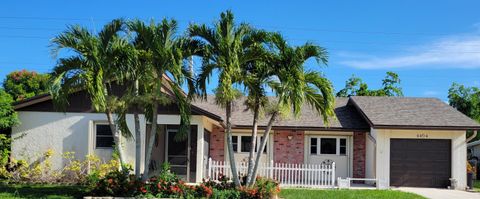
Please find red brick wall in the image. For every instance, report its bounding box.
[273,130,304,164]
[209,125,225,161]
[353,132,366,178]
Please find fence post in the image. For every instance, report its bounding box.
[208,158,212,179]
[269,160,274,179]
[331,162,336,188]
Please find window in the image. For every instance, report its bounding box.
[241,136,252,152]
[339,138,347,155]
[310,138,317,154]
[309,137,348,155]
[232,135,267,153]
[232,136,238,152]
[95,124,114,148]
[320,138,336,154]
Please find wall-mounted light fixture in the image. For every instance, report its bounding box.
[287,135,293,140]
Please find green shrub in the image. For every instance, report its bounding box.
[89,167,137,197]
[211,188,241,199]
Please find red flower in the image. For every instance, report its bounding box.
[140,186,147,193]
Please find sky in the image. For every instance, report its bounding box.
[1,0,479,101]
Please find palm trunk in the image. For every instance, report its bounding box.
[142,102,158,181]
[106,110,126,167]
[248,111,278,186]
[103,85,126,168]
[226,101,241,186]
[245,102,259,185]
[134,80,142,178]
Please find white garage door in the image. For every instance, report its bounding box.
[307,136,349,178]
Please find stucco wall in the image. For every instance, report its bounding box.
[374,128,467,190]
[11,111,209,182]
[365,130,376,180]
[11,111,142,172]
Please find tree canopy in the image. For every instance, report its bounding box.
[336,71,402,97]
[2,69,50,101]
[0,89,18,130]
[448,83,480,142]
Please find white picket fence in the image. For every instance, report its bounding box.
[207,158,336,188]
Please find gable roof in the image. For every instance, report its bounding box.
[349,96,480,130]
[192,96,370,130]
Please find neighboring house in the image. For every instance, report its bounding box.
[468,140,480,161]
[10,87,480,190]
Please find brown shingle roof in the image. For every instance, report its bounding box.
[192,96,370,130]
[350,96,480,129]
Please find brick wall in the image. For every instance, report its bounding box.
[353,131,366,178]
[273,130,304,164]
[209,125,225,161]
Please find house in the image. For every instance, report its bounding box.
[10,86,480,190]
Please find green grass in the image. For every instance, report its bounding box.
[0,183,87,199]
[279,189,426,199]
[474,180,480,192]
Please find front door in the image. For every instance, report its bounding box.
[306,136,350,178]
[165,129,190,180]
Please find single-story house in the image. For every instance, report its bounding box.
[10,85,480,190]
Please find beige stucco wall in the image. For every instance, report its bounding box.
[365,130,376,181]
[373,128,467,190]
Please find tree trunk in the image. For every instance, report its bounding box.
[134,80,142,178]
[226,101,241,186]
[142,102,158,181]
[246,102,259,185]
[248,111,278,186]
[105,110,126,168]
[103,85,126,168]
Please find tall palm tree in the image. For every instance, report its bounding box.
[248,33,335,186]
[127,19,195,181]
[189,10,269,186]
[50,19,131,167]
[241,47,273,186]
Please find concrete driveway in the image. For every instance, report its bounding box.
[397,187,480,199]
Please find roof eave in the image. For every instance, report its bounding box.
[231,125,370,132]
[372,124,480,131]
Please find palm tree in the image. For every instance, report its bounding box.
[241,47,273,186]
[189,10,269,186]
[50,19,131,167]
[127,19,196,181]
[248,33,335,186]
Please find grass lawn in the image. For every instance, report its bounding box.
[0,183,87,199]
[279,189,425,199]
[474,180,480,192]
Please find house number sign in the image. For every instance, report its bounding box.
[416,133,429,138]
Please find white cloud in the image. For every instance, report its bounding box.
[339,33,480,69]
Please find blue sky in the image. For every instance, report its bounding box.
[1,0,479,101]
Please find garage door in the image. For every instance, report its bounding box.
[390,139,451,188]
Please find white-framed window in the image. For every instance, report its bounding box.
[95,123,114,149]
[310,137,347,156]
[232,135,267,153]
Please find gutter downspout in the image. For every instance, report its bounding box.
[367,130,377,185]
[466,130,477,143]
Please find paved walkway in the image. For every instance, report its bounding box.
[396,187,480,199]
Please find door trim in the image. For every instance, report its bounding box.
[165,129,190,181]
